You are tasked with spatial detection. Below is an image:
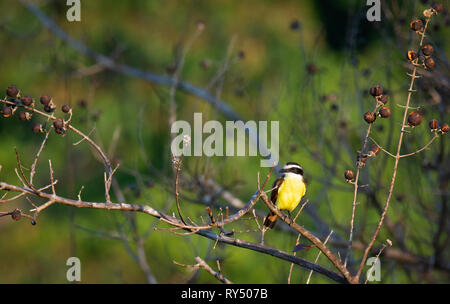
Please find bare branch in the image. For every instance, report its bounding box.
[259,192,352,283]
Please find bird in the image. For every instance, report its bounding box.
[263,162,306,229]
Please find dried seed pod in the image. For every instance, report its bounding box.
[55,127,66,135]
[369,85,383,97]
[53,118,64,129]
[44,104,54,113]
[432,2,443,13]
[18,111,31,121]
[18,111,27,121]
[440,123,449,134]
[32,123,43,134]
[11,209,21,221]
[408,111,423,126]
[369,144,380,156]
[21,95,33,106]
[424,8,433,18]
[422,44,434,56]
[429,119,439,131]
[378,95,389,104]
[424,57,435,69]
[40,94,52,105]
[344,170,355,181]
[6,85,19,98]
[407,50,418,61]
[379,106,391,118]
[364,111,377,124]
[62,104,71,113]
[410,19,424,31]
[2,105,12,118]
[357,153,368,167]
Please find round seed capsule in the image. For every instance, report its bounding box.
[429,119,439,130]
[408,111,422,126]
[424,57,435,69]
[21,95,33,106]
[379,106,391,118]
[53,118,64,129]
[6,85,19,98]
[62,104,71,113]
[369,85,383,97]
[369,144,380,156]
[2,105,12,118]
[32,123,43,134]
[432,3,443,13]
[55,127,66,135]
[424,9,433,18]
[407,50,418,62]
[11,209,21,221]
[44,104,54,113]
[357,153,368,167]
[410,19,424,31]
[422,44,434,56]
[379,95,389,104]
[344,170,355,181]
[18,111,30,121]
[40,94,52,105]
[440,123,449,133]
[364,111,377,124]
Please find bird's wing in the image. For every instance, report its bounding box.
[270,177,284,204]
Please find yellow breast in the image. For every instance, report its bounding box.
[276,175,306,212]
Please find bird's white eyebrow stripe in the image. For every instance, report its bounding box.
[283,164,302,170]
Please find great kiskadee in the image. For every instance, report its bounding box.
[263,162,306,229]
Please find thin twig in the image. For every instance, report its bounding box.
[399,133,439,158]
[307,230,334,284]
[344,102,381,267]
[174,256,232,284]
[369,137,396,158]
[288,233,302,284]
[30,127,52,185]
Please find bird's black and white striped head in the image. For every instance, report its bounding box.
[280,162,304,176]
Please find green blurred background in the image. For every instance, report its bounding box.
[0,0,448,283]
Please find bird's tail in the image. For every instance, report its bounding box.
[263,211,278,229]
